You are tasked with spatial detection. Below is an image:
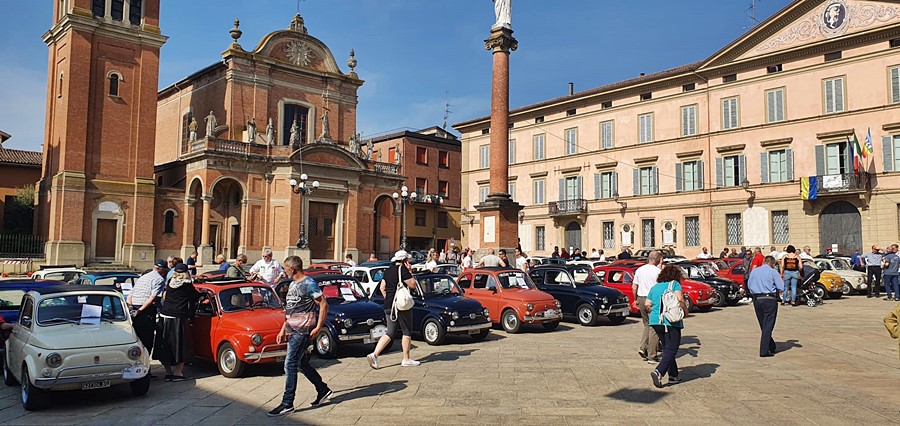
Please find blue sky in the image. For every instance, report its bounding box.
[0,0,789,152]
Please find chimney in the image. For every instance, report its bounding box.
[568,82,574,96]
[640,73,646,76]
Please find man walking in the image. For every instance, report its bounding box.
[862,245,884,298]
[268,256,331,417]
[883,244,900,301]
[127,259,168,354]
[633,251,662,363]
[747,256,785,357]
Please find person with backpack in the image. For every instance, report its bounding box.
[644,264,688,388]
[367,250,419,369]
[747,256,785,358]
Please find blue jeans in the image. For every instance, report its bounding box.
[282,333,327,406]
[783,270,800,303]
[651,325,681,379]
[886,275,899,300]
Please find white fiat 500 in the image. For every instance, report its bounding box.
[3,286,150,410]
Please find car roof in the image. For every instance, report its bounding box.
[532,264,593,270]
[32,285,122,296]
[412,272,456,279]
[309,274,359,283]
[83,272,140,278]
[464,267,522,273]
[194,276,255,286]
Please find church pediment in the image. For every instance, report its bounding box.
[292,144,365,169]
[248,14,346,76]
[702,0,900,68]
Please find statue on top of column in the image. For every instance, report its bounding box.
[492,0,511,30]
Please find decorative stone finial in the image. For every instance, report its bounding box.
[290,13,307,34]
[347,49,358,78]
[230,18,243,48]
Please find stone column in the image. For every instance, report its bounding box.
[198,195,213,264]
[180,196,196,260]
[238,198,249,257]
[475,26,522,254]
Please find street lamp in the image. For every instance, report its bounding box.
[741,178,756,199]
[392,185,417,250]
[612,191,627,209]
[289,173,320,249]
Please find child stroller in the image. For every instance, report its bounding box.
[796,265,823,307]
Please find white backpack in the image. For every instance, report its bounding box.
[660,281,684,324]
[391,265,414,320]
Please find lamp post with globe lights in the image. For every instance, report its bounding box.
[392,186,417,250]
[289,173,320,249]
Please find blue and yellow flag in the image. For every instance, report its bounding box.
[800,176,818,200]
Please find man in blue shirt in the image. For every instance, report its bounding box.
[883,244,900,301]
[747,256,785,358]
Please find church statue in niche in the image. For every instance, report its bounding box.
[290,119,300,145]
[246,117,257,143]
[266,118,275,145]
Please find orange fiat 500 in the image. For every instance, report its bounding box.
[457,267,561,333]
[190,279,287,378]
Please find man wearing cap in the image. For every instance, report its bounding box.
[368,250,419,369]
[128,259,168,355]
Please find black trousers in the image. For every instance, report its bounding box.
[651,325,681,379]
[132,305,157,353]
[753,297,777,356]
[867,266,882,296]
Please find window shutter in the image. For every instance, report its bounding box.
[844,141,853,175]
[760,152,769,184]
[594,173,601,200]
[738,155,747,185]
[786,149,794,181]
[690,107,697,135]
[675,163,683,192]
[767,91,776,123]
[651,166,659,194]
[892,68,900,104]
[558,178,566,202]
[576,176,584,199]
[632,168,640,196]
[612,172,619,196]
[814,145,825,176]
[835,78,844,112]
[697,160,705,190]
[681,108,689,136]
[776,90,784,121]
[884,136,894,172]
[715,157,724,188]
[731,99,738,128]
[825,80,834,114]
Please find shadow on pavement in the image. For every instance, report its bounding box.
[305,380,408,407]
[776,339,802,353]
[604,387,668,404]
[418,348,478,363]
[680,363,720,383]
[679,335,702,358]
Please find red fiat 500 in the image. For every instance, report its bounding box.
[594,263,717,313]
[457,267,562,333]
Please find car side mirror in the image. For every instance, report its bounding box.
[197,303,214,315]
[20,316,31,327]
[490,287,497,293]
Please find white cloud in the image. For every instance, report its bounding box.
[0,66,47,151]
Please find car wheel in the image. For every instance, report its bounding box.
[21,367,45,411]
[576,304,598,326]
[697,305,713,312]
[217,342,247,378]
[607,315,627,325]
[714,291,727,307]
[541,321,559,331]
[814,285,828,300]
[501,309,521,334]
[842,284,853,295]
[423,319,446,346]
[129,374,151,396]
[684,296,694,313]
[3,358,17,386]
[470,329,489,341]
[315,329,339,359]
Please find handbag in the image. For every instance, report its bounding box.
[391,265,414,320]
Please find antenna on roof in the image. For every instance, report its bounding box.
[442,91,453,129]
[745,0,761,29]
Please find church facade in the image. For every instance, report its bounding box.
[38,1,405,268]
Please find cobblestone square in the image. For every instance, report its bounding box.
[2,295,899,425]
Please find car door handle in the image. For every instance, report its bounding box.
[11,329,17,335]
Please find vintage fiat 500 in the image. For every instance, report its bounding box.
[457,267,562,333]
[3,286,150,410]
[191,278,287,378]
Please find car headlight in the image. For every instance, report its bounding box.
[624,295,629,303]
[600,297,608,304]
[483,308,490,317]
[127,345,143,361]
[526,303,534,311]
[46,352,63,368]
[555,301,561,309]
[251,333,264,346]
[342,318,354,329]
[450,311,459,320]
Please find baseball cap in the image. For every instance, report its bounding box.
[154,259,167,268]
[173,263,188,273]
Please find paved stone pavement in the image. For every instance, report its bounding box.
[2,295,900,425]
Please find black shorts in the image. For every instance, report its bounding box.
[385,308,412,337]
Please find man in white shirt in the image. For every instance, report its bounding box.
[632,251,662,363]
[461,249,473,269]
[478,248,502,268]
[249,248,286,287]
[590,248,600,259]
[598,250,606,262]
[768,246,780,259]
[425,252,439,272]
[345,253,357,268]
[514,248,528,271]
[799,246,814,260]
[696,247,712,259]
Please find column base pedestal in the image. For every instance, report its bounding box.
[284,247,311,269]
[43,240,86,267]
[122,243,156,271]
[198,245,214,266]
[474,194,522,251]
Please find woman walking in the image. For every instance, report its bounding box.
[645,264,688,388]
[781,245,802,306]
[154,263,199,381]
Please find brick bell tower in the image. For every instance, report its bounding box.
[37,0,166,269]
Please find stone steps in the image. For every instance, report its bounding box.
[83,263,140,274]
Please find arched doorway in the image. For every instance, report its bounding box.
[819,201,861,254]
[565,222,582,251]
[92,201,124,262]
[209,178,244,260]
[373,195,396,261]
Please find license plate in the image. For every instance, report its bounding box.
[544,310,558,318]
[370,324,388,340]
[363,338,375,344]
[276,356,285,362]
[122,365,148,380]
[468,329,480,335]
[81,380,110,390]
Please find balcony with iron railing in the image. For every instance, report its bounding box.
[549,198,588,216]
[807,172,870,196]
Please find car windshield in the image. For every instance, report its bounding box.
[318,278,368,302]
[36,293,128,325]
[571,266,601,285]
[417,276,461,296]
[0,289,25,310]
[219,286,282,312]
[831,259,851,270]
[42,271,83,282]
[498,271,536,289]
[370,267,387,282]
[434,265,460,276]
[680,266,703,280]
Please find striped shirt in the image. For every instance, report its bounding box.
[131,270,165,306]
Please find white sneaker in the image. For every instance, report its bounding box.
[366,353,379,370]
[400,359,420,367]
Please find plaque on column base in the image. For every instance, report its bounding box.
[122,243,156,271]
[474,193,522,249]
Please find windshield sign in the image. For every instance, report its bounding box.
[219,286,282,312]
[498,271,535,289]
[37,293,128,325]
[318,279,367,302]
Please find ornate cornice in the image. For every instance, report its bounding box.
[485,27,518,53]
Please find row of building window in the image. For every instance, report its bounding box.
[477,71,900,168]
[413,209,449,228]
[91,0,142,25]
[413,178,450,198]
[390,147,451,167]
